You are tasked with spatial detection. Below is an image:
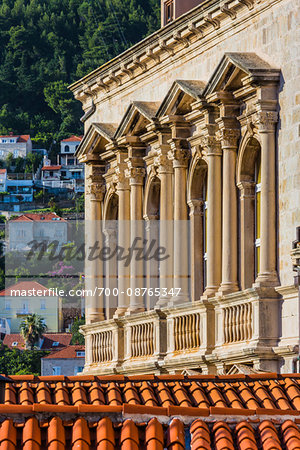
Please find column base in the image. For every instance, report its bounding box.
[218,282,239,296]
[87,312,105,324]
[125,307,145,316]
[113,307,128,318]
[202,286,219,300]
[167,294,190,308]
[254,271,279,288]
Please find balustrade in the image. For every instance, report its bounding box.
[173,313,201,351]
[130,322,154,357]
[91,330,113,363]
[223,303,252,343]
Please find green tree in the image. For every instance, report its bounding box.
[0,345,48,375]
[70,316,85,345]
[20,314,47,350]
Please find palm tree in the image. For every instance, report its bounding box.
[20,314,47,350]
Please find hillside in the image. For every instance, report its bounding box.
[0,0,160,148]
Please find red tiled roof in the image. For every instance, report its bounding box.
[2,374,300,448]
[0,168,7,174]
[3,333,72,350]
[9,212,65,222]
[0,280,55,297]
[41,165,61,170]
[42,345,85,359]
[61,135,82,142]
[0,134,30,142]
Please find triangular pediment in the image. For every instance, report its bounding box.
[204,52,280,95]
[75,122,117,162]
[156,80,205,118]
[115,101,160,139]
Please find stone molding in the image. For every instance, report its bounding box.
[69,0,271,102]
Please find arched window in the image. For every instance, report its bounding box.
[254,154,261,277]
[238,137,261,289]
[65,145,70,152]
[188,158,208,300]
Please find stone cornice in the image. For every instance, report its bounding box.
[69,0,275,104]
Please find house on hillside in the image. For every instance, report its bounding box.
[0,281,63,333]
[41,345,85,375]
[3,332,72,351]
[0,133,32,159]
[0,169,33,203]
[8,212,67,251]
[59,136,84,193]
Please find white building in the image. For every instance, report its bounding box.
[0,134,32,160]
[59,136,84,193]
[0,169,33,203]
[8,212,68,251]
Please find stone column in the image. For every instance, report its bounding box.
[114,168,131,317]
[217,125,240,294]
[125,166,146,313]
[188,200,204,301]
[168,142,190,304]
[200,136,222,298]
[85,163,106,324]
[254,110,279,286]
[237,180,256,290]
[155,152,173,305]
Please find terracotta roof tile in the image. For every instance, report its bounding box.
[123,382,140,405]
[23,417,41,450]
[1,375,300,448]
[96,417,115,449]
[139,381,158,406]
[206,382,228,408]
[145,418,164,450]
[47,417,66,450]
[88,382,106,405]
[156,381,175,407]
[235,421,258,450]
[281,420,300,449]
[190,420,211,450]
[72,418,90,449]
[0,419,17,450]
[213,421,235,450]
[19,383,34,405]
[258,420,283,450]
[166,418,185,449]
[71,382,88,405]
[106,382,123,406]
[120,419,139,449]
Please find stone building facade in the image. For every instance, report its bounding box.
[70,0,300,374]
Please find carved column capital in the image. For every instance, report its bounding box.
[113,165,130,190]
[253,110,278,132]
[237,180,256,198]
[199,134,222,156]
[168,147,190,168]
[125,166,146,185]
[216,128,240,149]
[188,199,204,216]
[87,164,106,202]
[154,152,173,174]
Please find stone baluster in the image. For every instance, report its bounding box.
[85,163,106,324]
